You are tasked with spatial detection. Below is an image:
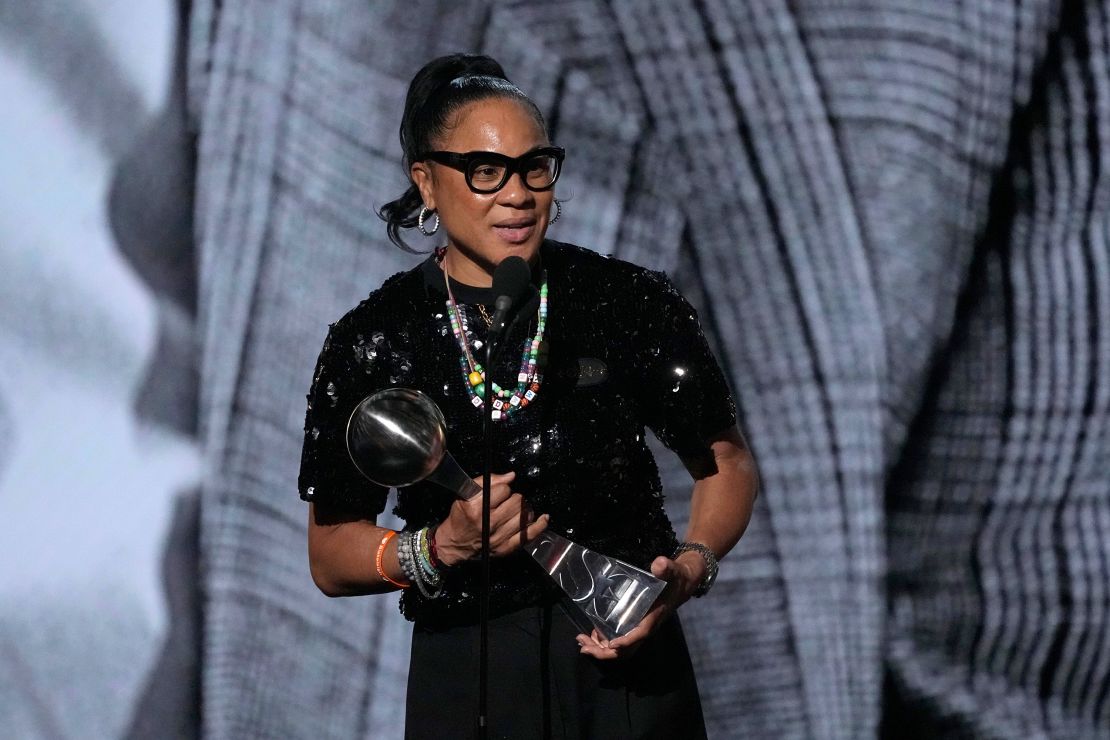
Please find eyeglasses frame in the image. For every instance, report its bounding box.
[419,146,565,194]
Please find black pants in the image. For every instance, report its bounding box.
[405,602,707,740]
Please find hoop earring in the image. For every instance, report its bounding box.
[549,198,562,224]
[418,206,440,236]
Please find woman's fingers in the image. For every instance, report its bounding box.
[578,609,667,661]
[489,504,543,549]
[577,630,646,661]
[490,512,548,553]
[576,630,620,660]
[450,472,554,558]
[471,471,515,486]
[651,555,680,582]
[523,513,549,542]
[489,492,524,528]
[470,471,516,508]
[437,475,516,562]
[607,615,655,652]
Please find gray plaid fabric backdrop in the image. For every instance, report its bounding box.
[187,1,1110,737]
[3,0,1106,738]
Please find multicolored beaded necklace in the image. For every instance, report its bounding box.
[439,249,548,420]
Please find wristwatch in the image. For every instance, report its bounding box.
[674,541,719,597]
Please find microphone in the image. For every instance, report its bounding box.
[487,256,532,341]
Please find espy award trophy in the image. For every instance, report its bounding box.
[345,387,666,640]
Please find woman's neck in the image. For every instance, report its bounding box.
[442,247,493,287]
[441,243,541,288]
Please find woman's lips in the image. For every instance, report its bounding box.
[492,222,536,244]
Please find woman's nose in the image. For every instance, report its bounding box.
[496,171,534,206]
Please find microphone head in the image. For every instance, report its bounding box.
[492,256,532,303]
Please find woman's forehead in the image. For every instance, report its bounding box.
[440,97,547,154]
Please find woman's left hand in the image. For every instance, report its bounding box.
[575,551,706,660]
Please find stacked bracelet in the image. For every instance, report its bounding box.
[396,527,444,599]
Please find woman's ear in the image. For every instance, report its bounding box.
[410,162,435,211]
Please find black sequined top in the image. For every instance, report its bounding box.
[298,240,736,627]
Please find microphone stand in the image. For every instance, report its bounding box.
[478,295,512,739]
[478,348,492,738]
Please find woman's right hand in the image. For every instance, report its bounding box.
[433,471,549,566]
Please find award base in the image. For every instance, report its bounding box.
[526,531,667,641]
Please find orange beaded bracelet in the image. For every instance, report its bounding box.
[375,530,409,589]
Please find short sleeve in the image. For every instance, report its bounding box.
[297,318,390,517]
[632,271,737,471]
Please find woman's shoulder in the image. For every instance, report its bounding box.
[544,239,680,299]
[326,261,426,339]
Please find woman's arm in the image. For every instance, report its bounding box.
[308,503,405,597]
[308,471,550,597]
[577,425,758,658]
[674,425,759,584]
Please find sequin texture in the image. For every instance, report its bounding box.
[297,240,736,627]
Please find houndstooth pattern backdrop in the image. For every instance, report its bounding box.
[2,0,1108,738]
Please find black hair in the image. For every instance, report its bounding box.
[378,53,548,251]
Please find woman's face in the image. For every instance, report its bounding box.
[411,97,554,278]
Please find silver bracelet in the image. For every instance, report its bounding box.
[400,529,443,600]
[396,530,417,585]
[674,541,719,597]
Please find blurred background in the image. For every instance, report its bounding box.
[1,1,1107,738]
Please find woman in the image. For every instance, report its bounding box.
[300,53,758,739]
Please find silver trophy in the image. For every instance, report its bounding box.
[346,387,667,640]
